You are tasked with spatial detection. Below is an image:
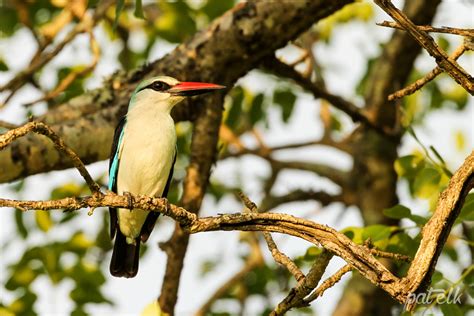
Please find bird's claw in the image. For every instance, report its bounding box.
[124,191,133,210]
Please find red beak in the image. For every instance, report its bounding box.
[168,81,226,96]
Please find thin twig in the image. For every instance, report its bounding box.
[0,122,101,194]
[239,192,305,282]
[262,56,396,136]
[377,21,474,37]
[374,0,474,94]
[0,0,113,99]
[305,264,353,302]
[23,27,101,107]
[389,44,467,100]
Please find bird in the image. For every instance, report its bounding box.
[108,76,225,278]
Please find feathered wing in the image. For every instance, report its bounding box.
[108,119,177,278]
[140,149,176,242]
[108,116,126,238]
[108,117,141,278]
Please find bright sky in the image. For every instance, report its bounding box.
[0,1,473,315]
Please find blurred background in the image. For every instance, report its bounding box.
[0,0,473,315]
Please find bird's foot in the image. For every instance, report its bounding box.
[123,191,133,210]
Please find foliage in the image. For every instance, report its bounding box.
[0,1,472,315]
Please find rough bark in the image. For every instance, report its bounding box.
[333,1,442,315]
[0,0,353,184]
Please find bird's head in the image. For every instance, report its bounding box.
[130,76,225,113]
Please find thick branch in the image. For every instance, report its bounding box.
[1,149,472,311]
[0,0,354,184]
[402,150,474,311]
[271,250,333,316]
[0,122,100,194]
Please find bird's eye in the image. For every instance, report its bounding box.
[151,81,170,91]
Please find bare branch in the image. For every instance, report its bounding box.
[374,0,474,94]
[270,250,333,315]
[402,150,474,311]
[305,264,353,302]
[23,27,101,107]
[260,190,344,211]
[0,122,101,194]
[0,0,113,97]
[1,149,473,312]
[239,192,305,282]
[377,21,474,37]
[270,159,348,187]
[388,43,467,100]
[262,57,376,128]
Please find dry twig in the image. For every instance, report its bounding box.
[0,122,101,194]
[388,44,467,100]
[239,192,305,282]
[1,119,472,313]
[374,0,474,94]
[377,21,474,37]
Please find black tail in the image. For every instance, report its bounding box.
[110,231,140,278]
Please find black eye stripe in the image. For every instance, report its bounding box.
[139,80,171,92]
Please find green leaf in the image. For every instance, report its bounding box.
[0,7,19,37]
[457,193,474,223]
[362,225,392,242]
[35,211,53,232]
[394,155,425,180]
[304,246,322,262]
[225,86,244,129]
[407,214,427,226]
[342,227,364,244]
[383,205,411,219]
[155,2,196,43]
[387,232,419,257]
[200,0,235,20]
[0,58,8,71]
[14,210,28,239]
[413,167,441,199]
[273,89,296,122]
[440,304,463,316]
[443,246,458,261]
[114,0,125,30]
[51,182,83,199]
[249,93,265,125]
[431,270,444,284]
[134,0,144,18]
[9,290,37,315]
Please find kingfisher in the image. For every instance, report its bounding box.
[108,76,225,278]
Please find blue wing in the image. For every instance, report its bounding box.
[109,117,126,238]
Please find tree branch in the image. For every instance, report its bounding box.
[402,151,474,311]
[0,122,101,194]
[262,57,377,130]
[376,21,474,37]
[388,43,467,100]
[1,148,472,312]
[374,0,474,94]
[0,0,355,184]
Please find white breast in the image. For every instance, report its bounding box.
[116,103,176,241]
